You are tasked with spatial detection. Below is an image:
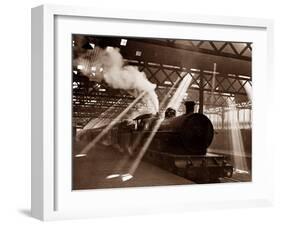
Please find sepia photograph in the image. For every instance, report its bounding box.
[72,34,252,190]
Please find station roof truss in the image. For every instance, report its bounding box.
[129,38,252,61]
[72,36,252,127]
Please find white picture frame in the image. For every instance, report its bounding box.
[31,4,274,221]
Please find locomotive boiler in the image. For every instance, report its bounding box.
[136,112,214,155]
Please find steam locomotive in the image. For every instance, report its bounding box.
[76,101,233,183]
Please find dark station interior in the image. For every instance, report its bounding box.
[72,35,252,190]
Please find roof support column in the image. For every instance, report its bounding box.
[199,69,204,114]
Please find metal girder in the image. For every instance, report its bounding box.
[78,35,251,61]
[73,108,123,118]
[121,40,251,76]
[76,36,252,74]
[127,60,251,96]
[128,39,252,61]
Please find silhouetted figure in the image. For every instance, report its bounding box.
[165,107,176,119]
[185,101,196,115]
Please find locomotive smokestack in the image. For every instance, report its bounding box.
[185,101,195,115]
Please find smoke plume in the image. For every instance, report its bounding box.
[76,47,159,116]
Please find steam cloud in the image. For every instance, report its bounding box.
[76,47,159,116]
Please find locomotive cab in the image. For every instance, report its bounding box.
[134,113,160,131]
